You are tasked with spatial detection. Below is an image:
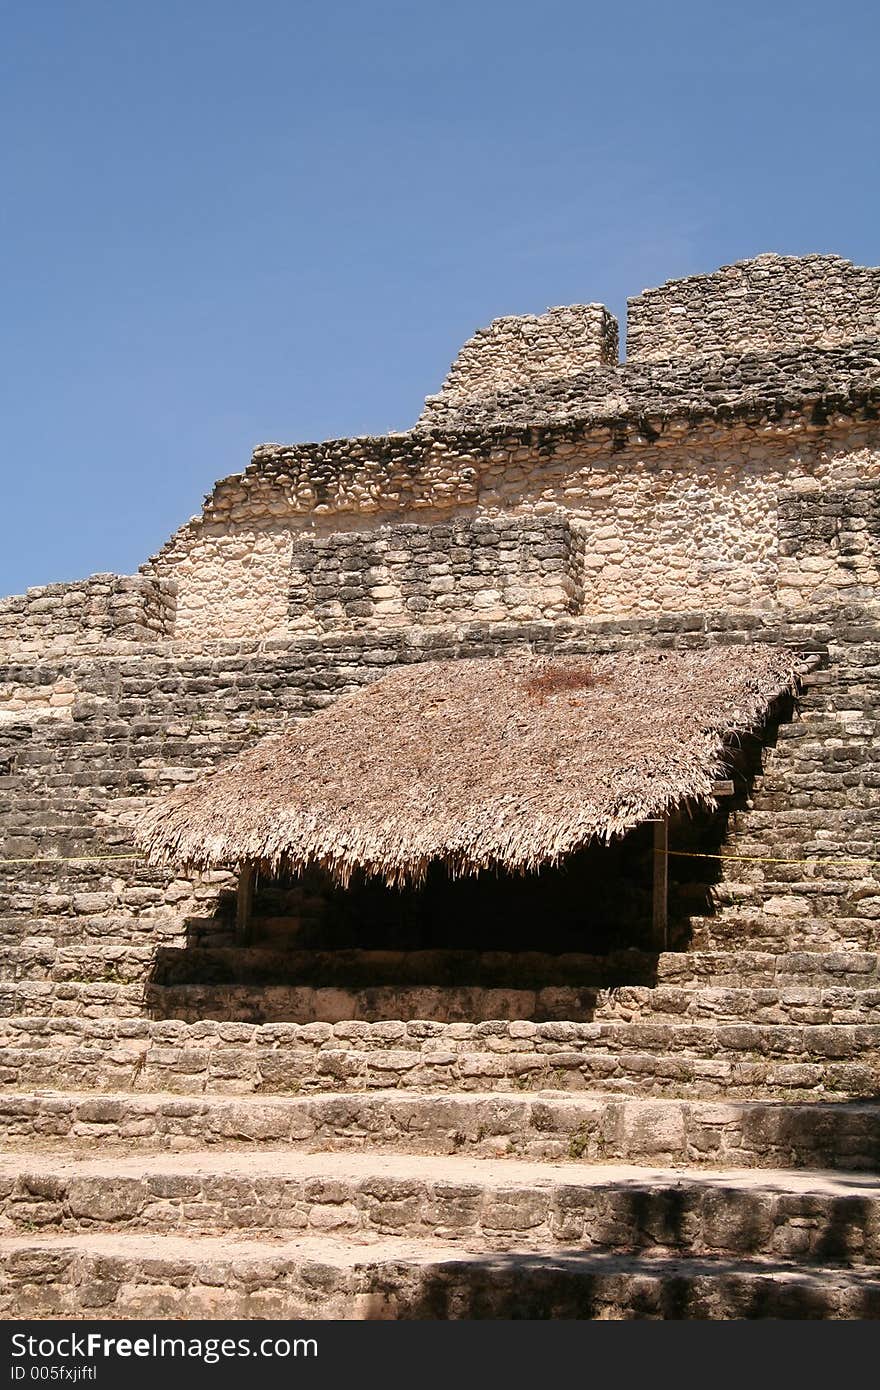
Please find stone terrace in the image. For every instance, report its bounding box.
[1,255,880,1317]
[0,604,879,1317]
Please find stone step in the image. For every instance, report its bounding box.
[0,981,144,1018]
[685,915,879,953]
[694,825,880,850]
[694,887,874,917]
[125,944,880,990]
[8,934,880,978]
[659,950,880,985]
[2,1231,878,1319]
[6,1089,880,1170]
[6,943,880,989]
[26,945,729,987]
[136,981,880,1027]
[1,943,156,983]
[27,911,865,959]
[2,900,875,957]
[2,1017,877,1100]
[0,980,605,1025]
[696,862,876,885]
[2,1150,879,1265]
[1,933,877,968]
[0,914,190,947]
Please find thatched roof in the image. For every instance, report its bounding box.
[137,647,796,886]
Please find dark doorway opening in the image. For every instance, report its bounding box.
[147,823,682,1023]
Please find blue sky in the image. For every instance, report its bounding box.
[2,0,878,595]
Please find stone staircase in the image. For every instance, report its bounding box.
[1,1069,880,1316]
[2,1150,880,1318]
[2,945,880,1318]
[1,612,879,1317]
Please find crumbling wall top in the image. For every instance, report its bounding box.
[0,573,177,657]
[419,303,618,427]
[626,253,880,363]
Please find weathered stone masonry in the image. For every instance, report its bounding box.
[0,253,878,1017]
[2,253,880,1319]
[0,574,176,655]
[134,308,880,641]
[422,303,619,417]
[0,605,878,1027]
[288,515,575,630]
[140,412,880,642]
[626,254,880,362]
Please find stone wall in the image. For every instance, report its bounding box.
[627,255,880,363]
[288,516,574,630]
[415,337,880,433]
[778,478,880,606]
[0,679,79,727]
[0,575,176,656]
[420,304,618,425]
[147,420,880,639]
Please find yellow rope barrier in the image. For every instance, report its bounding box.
[667,850,880,869]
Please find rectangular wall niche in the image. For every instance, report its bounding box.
[288,516,578,631]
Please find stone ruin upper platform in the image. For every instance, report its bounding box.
[419,253,880,429]
[1,252,879,655]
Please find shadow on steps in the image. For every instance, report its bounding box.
[364,1248,880,1320]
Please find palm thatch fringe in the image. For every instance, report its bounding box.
[136,647,797,886]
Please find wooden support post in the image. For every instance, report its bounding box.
[235,862,256,945]
[652,818,668,951]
